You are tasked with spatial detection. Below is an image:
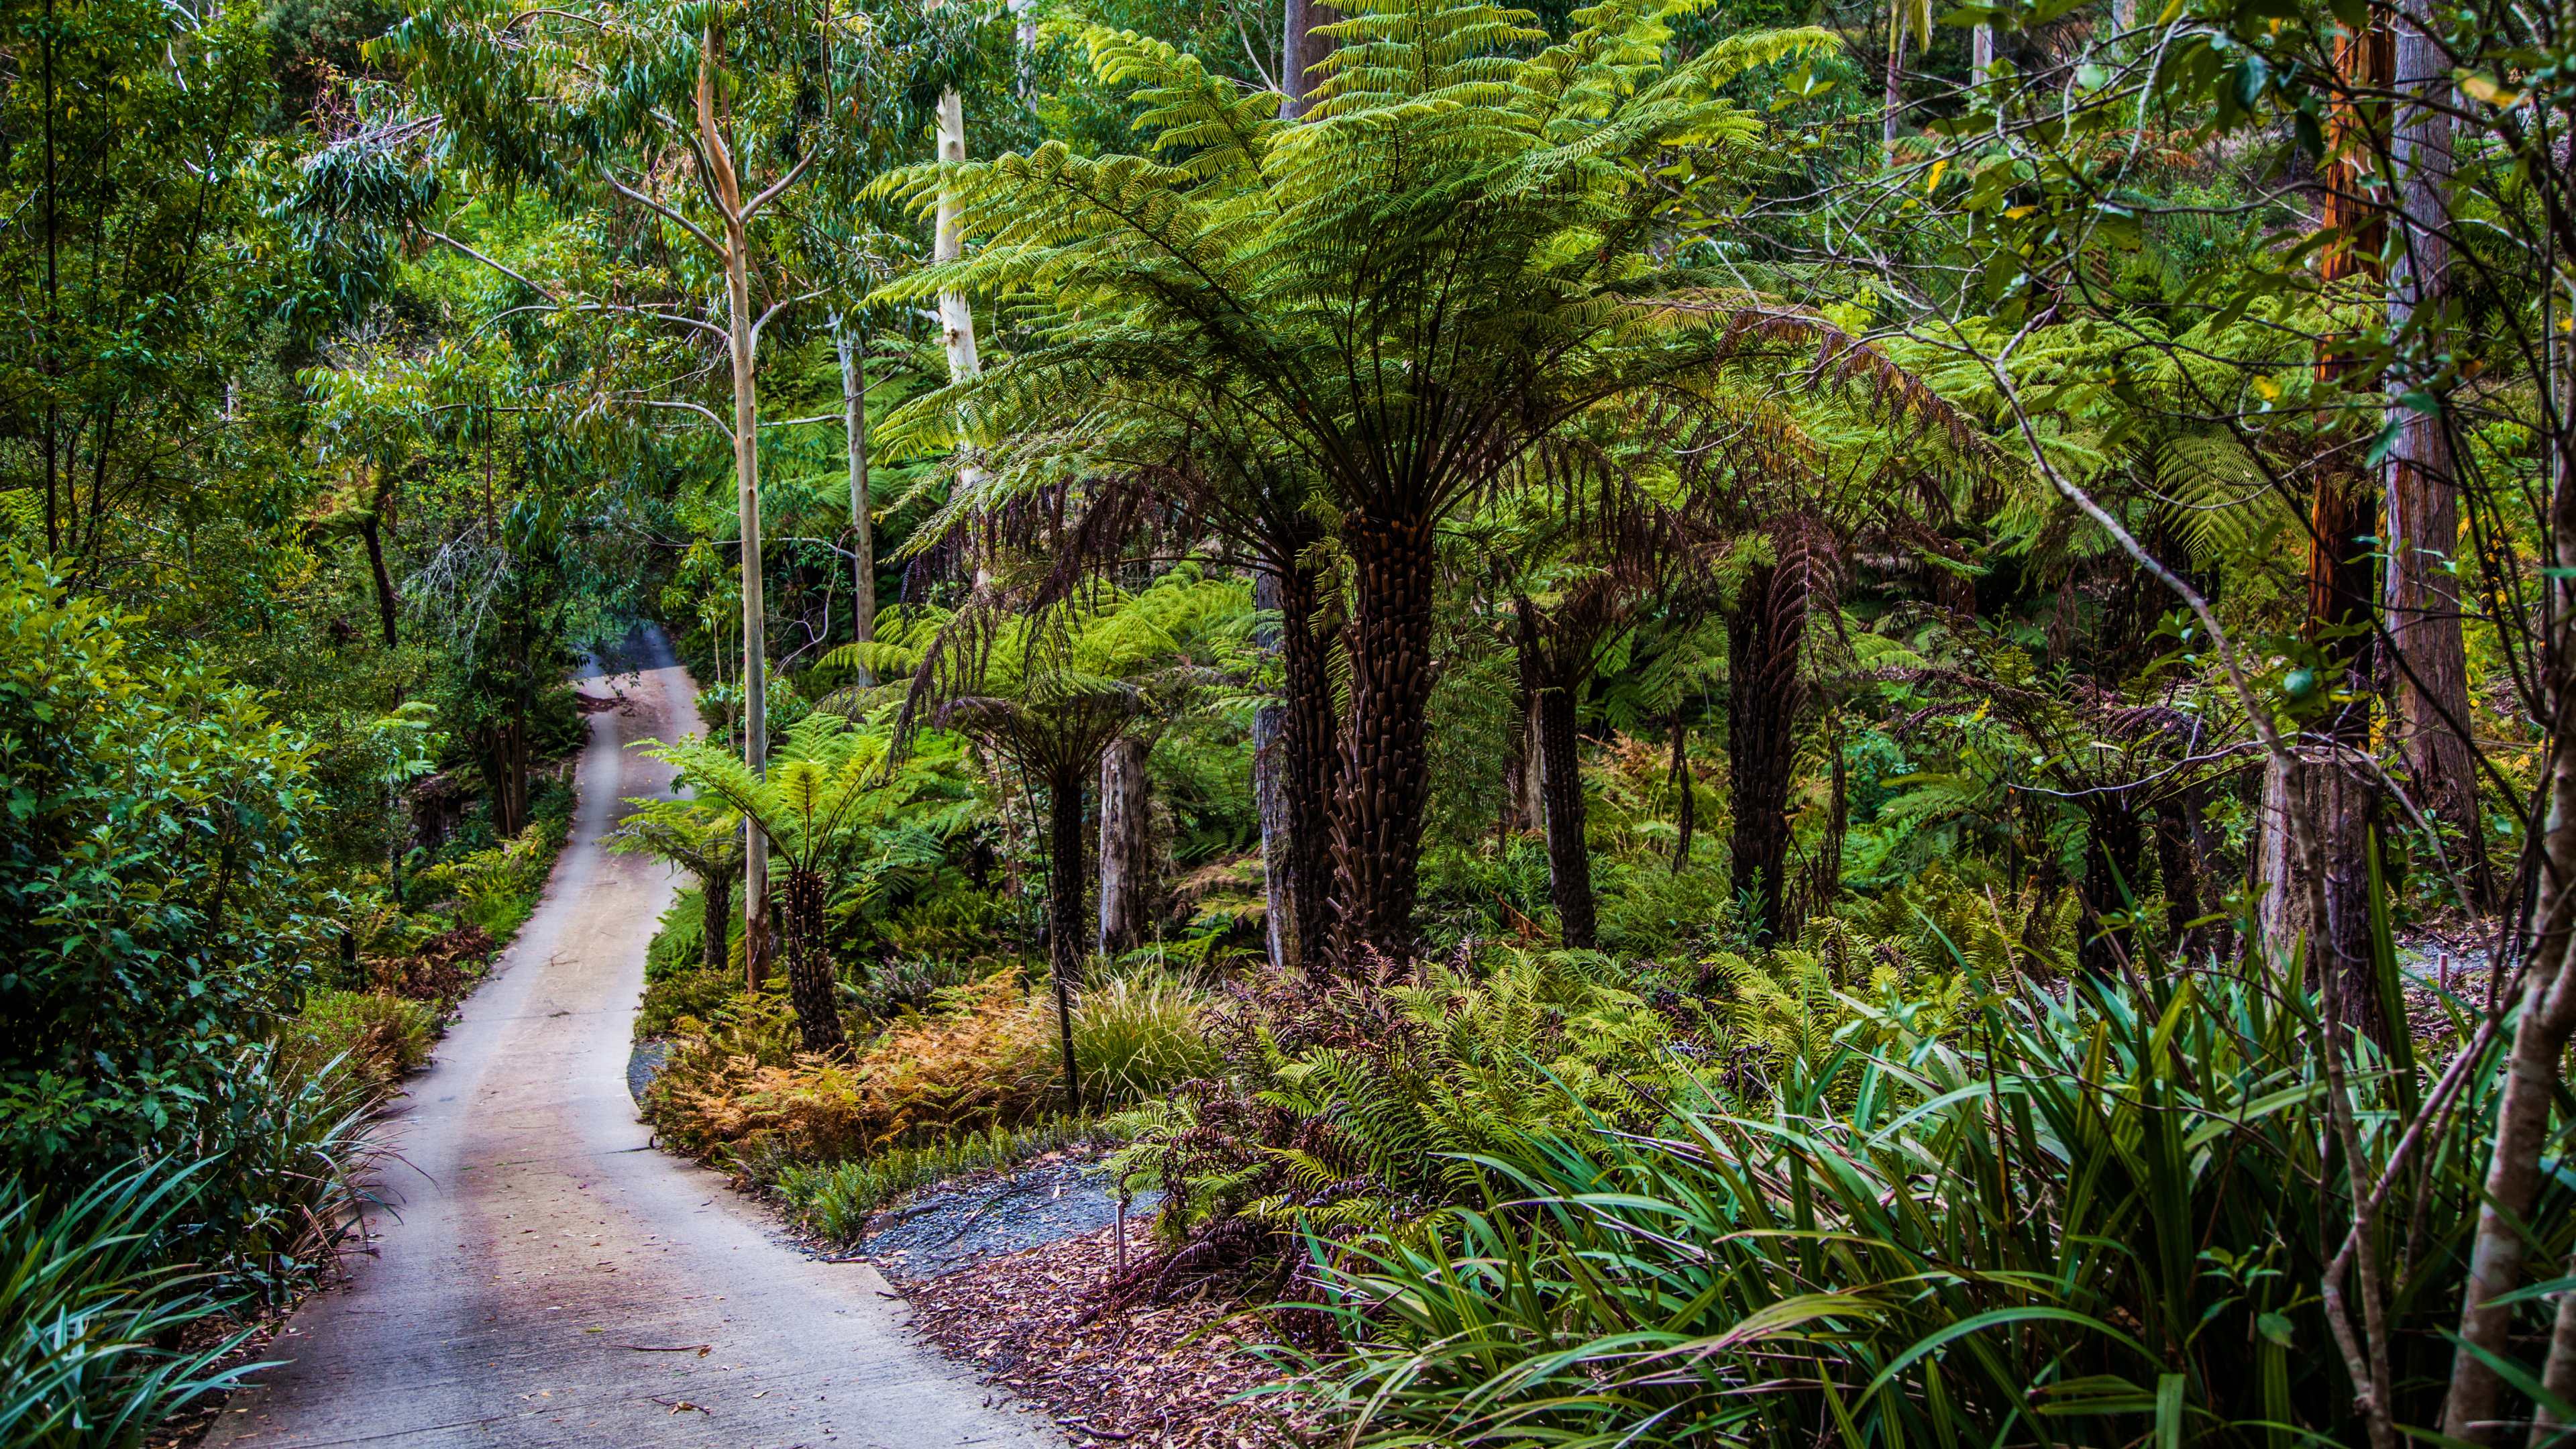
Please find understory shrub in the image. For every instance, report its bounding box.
[1294,969,2516,1448]
[281,991,439,1084]
[1105,950,1696,1280]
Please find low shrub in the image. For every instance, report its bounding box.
[644,971,1057,1162]
[635,963,740,1040]
[1104,949,1694,1285]
[1293,969,2516,1448]
[281,991,439,1084]
[775,1117,1140,1244]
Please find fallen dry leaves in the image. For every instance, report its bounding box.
[900,1218,1317,1449]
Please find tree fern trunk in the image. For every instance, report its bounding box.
[2077,803,2145,976]
[1277,556,1338,971]
[701,869,732,976]
[1327,511,1438,967]
[1045,762,1085,1114]
[1670,708,1694,874]
[1533,676,1595,949]
[1727,557,1807,949]
[778,867,847,1055]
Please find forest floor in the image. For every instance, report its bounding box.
[838,1160,1310,1449]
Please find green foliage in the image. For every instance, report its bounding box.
[1108,951,1696,1258]
[0,1164,262,1449]
[408,818,561,944]
[0,555,329,1179]
[1294,969,2504,1446]
[280,991,440,1083]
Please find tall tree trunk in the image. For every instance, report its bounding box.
[778,867,849,1055]
[701,31,771,993]
[1971,21,1992,72]
[1727,557,1809,948]
[1254,569,1298,971]
[835,316,875,686]
[1097,735,1152,957]
[1275,555,1339,970]
[1327,511,1438,967]
[1277,0,1338,118]
[934,89,981,389]
[1881,11,1904,150]
[2385,15,2483,899]
[1045,764,1086,1115]
[1531,672,1595,949]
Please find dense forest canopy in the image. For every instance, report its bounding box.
[3,0,2575,1440]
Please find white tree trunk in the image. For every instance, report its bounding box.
[833,315,875,687]
[702,30,771,991]
[1972,21,1992,73]
[935,89,981,386]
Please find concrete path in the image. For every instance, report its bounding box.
[211,632,1057,1449]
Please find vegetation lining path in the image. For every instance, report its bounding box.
[207,629,1059,1449]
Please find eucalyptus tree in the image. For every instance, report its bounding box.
[375,0,869,981]
[875,2,1984,969]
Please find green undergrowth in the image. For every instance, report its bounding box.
[774,1116,1141,1244]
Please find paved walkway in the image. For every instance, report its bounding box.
[211,633,1057,1449]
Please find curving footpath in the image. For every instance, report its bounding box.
[210,631,1057,1449]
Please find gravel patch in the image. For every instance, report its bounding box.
[857,1155,1163,1284]
[627,1038,669,1104]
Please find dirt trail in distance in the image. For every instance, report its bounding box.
[209,629,1058,1449]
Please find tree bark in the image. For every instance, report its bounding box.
[700,30,772,993]
[934,89,981,388]
[1727,555,1809,948]
[1327,511,1438,967]
[2154,791,2215,961]
[1531,671,1595,949]
[2385,15,2483,899]
[1097,735,1152,957]
[1045,763,1086,1115]
[835,316,875,686]
[701,867,733,976]
[360,511,397,649]
[1277,0,1338,118]
[1275,555,1339,970]
[1253,568,1299,971]
[777,867,849,1055]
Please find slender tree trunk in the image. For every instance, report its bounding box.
[1882,12,1904,150]
[1275,555,1339,969]
[2532,1254,2576,1447]
[360,513,398,649]
[1097,735,1152,957]
[1327,511,1438,967]
[701,32,772,993]
[2155,792,2214,961]
[835,316,875,686]
[1045,764,1086,1115]
[1727,556,1809,948]
[1254,568,1298,970]
[778,867,849,1055]
[2445,376,2576,1444]
[2385,16,2483,898]
[934,89,981,387]
[1531,674,1595,949]
[1972,21,1993,72]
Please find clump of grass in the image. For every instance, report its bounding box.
[281,990,439,1083]
[774,1118,1139,1244]
[0,1163,264,1448]
[1054,969,1221,1109]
